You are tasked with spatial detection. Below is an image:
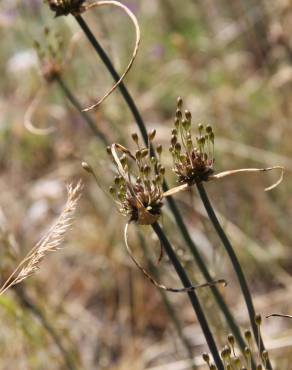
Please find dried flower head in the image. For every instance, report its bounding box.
[34,27,64,83]
[108,132,165,225]
[102,137,227,293]
[170,97,215,185]
[46,0,86,17]
[164,97,284,197]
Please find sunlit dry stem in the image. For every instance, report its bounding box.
[124,223,226,293]
[82,1,141,111]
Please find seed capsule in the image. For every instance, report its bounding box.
[227,334,235,346]
[174,142,181,152]
[148,129,156,141]
[131,133,139,143]
[177,96,183,109]
[156,144,162,155]
[171,135,178,146]
[174,117,180,128]
[185,109,192,121]
[176,109,182,120]
[171,128,178,136]
[244,330,252,341]
[255,314,262,326]
[206,124,212,134]
[141,148,149,158]
[202,353,210,363]
[109,186,115,195]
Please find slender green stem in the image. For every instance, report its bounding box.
[196,181,272,370]
[152,222,224,370]
[56,75,108,145]
[138,232,196,369]
[15,286,76,370]
[165,194,247,353]
[72,13,246,354]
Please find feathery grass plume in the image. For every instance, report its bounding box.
[0,181,83,295]
[106,133,226,293]
[46,0,141,111]
[164,97,283,198]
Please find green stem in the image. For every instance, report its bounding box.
[196,181,272,370]
[72,13,246,354]
[138,232,196,369]
[152,222,224,370]
[56,75,108,145]
[15,286,76,370]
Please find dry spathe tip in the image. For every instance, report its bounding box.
[81,1,141,112]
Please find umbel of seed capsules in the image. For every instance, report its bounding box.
[170,97,215,185]
[108,131,165,225]
[47,0,86,17]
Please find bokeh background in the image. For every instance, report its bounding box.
[1,0,292,369]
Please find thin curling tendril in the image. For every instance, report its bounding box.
[124,223,227,293]
[266,313,292,319]
[82,0,140,112]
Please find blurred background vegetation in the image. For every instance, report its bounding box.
[1,0,292,369]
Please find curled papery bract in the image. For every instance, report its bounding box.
[24,88,56,135]
[208,166,284,192]
[82,0,141,111]
[266,313,292,319]
[124,223,227,292]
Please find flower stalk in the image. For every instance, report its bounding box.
[69,11,247,353]
[196,181,272,370]
[151,221,224,370]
